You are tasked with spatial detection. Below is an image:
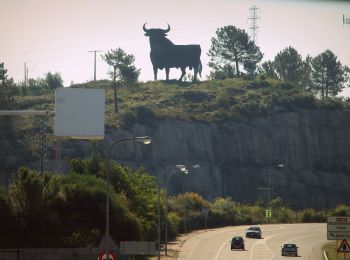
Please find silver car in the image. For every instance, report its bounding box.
[245,226,262,238]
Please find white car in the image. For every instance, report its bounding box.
[245,226,262,238]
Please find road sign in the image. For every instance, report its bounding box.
[54,88,105,140]
[338,239,350,253]
[327,216,350,240]
[98,251,116,260]
[120,241,156,255]
[265,209,272,218]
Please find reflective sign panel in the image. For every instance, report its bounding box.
[54,88,105,139]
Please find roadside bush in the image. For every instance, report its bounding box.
[168,192,210,232]
[166,212,181,240]
[300,208,327,223]
[332,204,350,216]
[208,197,237,227]
[122,110,136,129]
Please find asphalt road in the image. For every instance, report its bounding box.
[177,223,327,260]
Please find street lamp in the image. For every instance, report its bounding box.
[105,136,151,259]
[163,164,200,255]
[257,163,284,222]
[267,163,284,210]
[175,164,200,233]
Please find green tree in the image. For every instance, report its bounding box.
[0,187,11,216]
[300,55,314,92]
[273,46,304,84]
[169,192,209,232]
[258,61,277,79]
[45,72,63,89]
[6,166,144,247]
[311,50,347,97]
[209,64,236,80]
[54,173,142,245]
[0,62,7,82]
[208,26,263,78]
[68,156,159,240]
[0,63,18,109]
[209,197,237,227]
[8,167,51,219]
[102,48,140,113]
[332,204,350,216]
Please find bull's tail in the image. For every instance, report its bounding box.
[198,60,202,78]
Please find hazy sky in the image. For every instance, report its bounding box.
[1,0,350,95]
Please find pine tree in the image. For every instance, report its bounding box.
[102,48,140,113]
[208,26,263,78]
[311,50,346,97]
[273,46,304,84]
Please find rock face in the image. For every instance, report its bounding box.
[65,109,350,209]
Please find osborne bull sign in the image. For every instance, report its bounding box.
[143,23,202,81]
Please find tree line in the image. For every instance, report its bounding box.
[0,63,63,109]
[0,153,349,248]
[208,25,350,98]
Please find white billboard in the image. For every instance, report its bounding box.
[54,88,105,139]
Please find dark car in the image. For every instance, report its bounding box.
[231,236,245,250]
[245,226,262,238]
[281,243,298,257]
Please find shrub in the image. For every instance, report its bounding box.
[135,105,155,125]
[166,212,181,240]
[122,111,136,129]
[317,97,344,110]
[332,204,350,216]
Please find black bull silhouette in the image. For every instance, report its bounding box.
[143,23,202,81]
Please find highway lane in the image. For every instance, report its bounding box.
[177,223,327,260]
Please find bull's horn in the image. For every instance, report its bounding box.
[164,23,170,33]
[143,23,149,32]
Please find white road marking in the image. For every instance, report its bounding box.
[186,237,202,260]
[213,239,230,260]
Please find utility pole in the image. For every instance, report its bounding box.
[249,5,260,43]
[24,63,28,87]
[39,117,47,174]
[88,50,103,81]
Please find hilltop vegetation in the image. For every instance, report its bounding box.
[11,78,350,130]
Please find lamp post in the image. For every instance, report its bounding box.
[175,164,200,234]
[105,136,151,259]
[155,178,161,260]
[267,163,284,210]
[175,165,189,234]
[163,164,200,254]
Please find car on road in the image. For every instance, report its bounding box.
[245,226,262,238]
[281,243,298,257]
[231,236,245,250]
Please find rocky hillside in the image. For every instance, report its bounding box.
[55,108,350,209]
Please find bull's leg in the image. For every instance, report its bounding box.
[165,68,170,81]
[179,67,186,81]
[193,67,198,82]
[153,66,158,81]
